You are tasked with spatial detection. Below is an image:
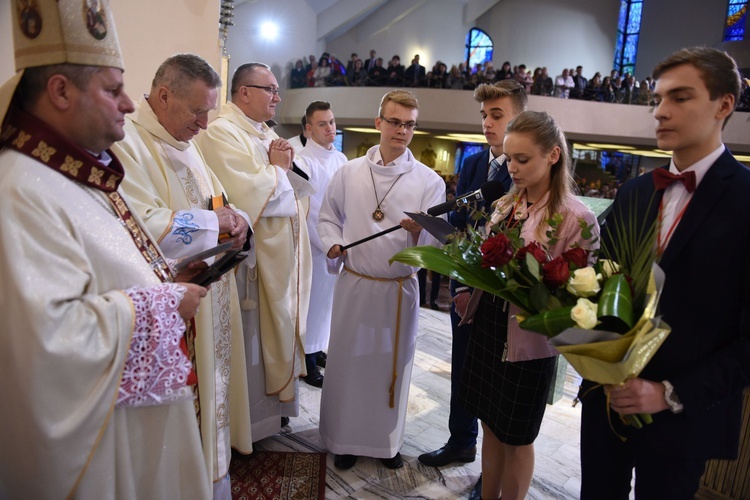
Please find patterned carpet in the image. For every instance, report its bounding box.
[230,449,326,500]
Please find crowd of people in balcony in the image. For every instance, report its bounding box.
[289,50,750,111]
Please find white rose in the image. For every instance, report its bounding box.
[566,267,602,297]
[600,259,621,279]
[571,298,598,329]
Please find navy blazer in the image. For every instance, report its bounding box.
[596,149,750,459]
[448,148,512,230]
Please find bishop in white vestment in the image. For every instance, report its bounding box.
[0,4,210,497]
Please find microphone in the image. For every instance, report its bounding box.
[426,180,505,216]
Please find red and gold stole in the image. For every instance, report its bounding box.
[1,107,198,387]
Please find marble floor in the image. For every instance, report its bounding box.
[251,292,588,500]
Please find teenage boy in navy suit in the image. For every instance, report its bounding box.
[580,46,750,500]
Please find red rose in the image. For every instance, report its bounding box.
[481,233,514,268]
[542,256,570,287]
[515,242,547,264]
[562,247,588,268]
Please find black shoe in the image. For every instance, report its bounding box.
[380,452,403,469]
[280,416,290,428]
[334,454,357,470]
[418,444,476,467]
[430,301,440,310]
[316,351,327,368]
[467,475,482,500]
[303,369,324,388]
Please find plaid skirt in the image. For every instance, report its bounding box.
[459,293,556,446]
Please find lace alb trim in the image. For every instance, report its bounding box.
[117,283,194,407]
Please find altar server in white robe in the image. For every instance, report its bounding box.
[318,90,445,470]
[0,2,210,498]
[111,54,253,498]
[197,62,313,442]
[296,100,348,387]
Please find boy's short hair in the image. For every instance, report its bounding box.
[473,79,528,114]
[378,89,418,116]
[653,47,741,103]
[305,101,331,123]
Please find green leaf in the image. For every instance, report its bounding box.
[519,306,576,337]
[597,274,633,332]
[546,294,563,310]
[529,283,551,312]
[525,252,541,281]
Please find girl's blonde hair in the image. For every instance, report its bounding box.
[496,110,575,240]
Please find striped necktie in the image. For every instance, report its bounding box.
[488,155,505,181]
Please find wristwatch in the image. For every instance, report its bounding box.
[662,380,684,414]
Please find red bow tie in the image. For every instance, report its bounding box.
[652,168,696,193]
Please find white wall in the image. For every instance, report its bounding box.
[477,0,620,79]
[112,0,222,98]
[225,0,324,94]
[325,0,471,72]
[638,0,746,76]
[0,0,222,100]
[0,3,13,82]
[277,87,750,155]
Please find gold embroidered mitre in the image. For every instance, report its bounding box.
[1,0,124,126]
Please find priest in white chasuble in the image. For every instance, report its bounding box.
[318,90,445,470]
[296,100,348,387]
[197,62,313,442]
[112,54,253,497]
[0,1,209,498]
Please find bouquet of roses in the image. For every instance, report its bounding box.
[390,200,671,428]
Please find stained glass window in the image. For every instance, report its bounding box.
[465,28,493,69]
[613,0,642,77]
[724,0,747,41]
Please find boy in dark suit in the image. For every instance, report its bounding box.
[580,47,750,499]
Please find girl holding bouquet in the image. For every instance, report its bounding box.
[457,111,599,500]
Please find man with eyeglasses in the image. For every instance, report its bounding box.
[198,62,314,445]
[112,53,253,500]
[317,90,445,471]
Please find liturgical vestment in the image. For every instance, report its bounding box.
[318,146,445,458]
[0,110,210,499]
[297,138,347,354]
[112,99,253,483]
[198,102,312,441]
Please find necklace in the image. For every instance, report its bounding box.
[370,168,404,221]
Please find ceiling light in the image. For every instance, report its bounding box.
[586,143,636,150]
[626,149,673,158]
[342,127,427,135]
[260,21,278,40]
[444,133,487,142]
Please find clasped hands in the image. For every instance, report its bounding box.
[268,138,294,171]
[214,206,249,250]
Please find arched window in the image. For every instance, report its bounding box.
[465,28,493,69]
[724,0,748,41]
[613,0,642,77]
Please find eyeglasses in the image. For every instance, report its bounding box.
[379,115,418,131]
[242,84,280,96]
